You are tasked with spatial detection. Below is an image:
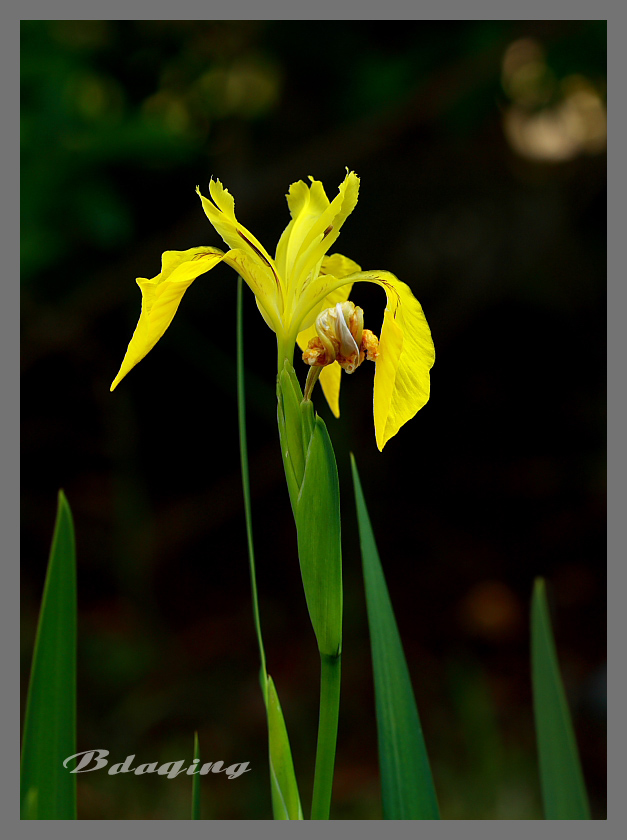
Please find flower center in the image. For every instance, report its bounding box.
[302,301,379,374]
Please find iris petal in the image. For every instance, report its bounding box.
[319,363,343,419]
[275,172,359,313]
[297,268,434,448]
[110,247,224,391]
[221,248,283,332]
[291,173,359,295]
[350,271,435,450]
[276,179,331,280]
[197,183,278,278]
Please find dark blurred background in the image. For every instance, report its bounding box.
[21,20,606,819]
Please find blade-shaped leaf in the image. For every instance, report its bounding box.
[266,676,304,820]
[236,279,303,820]
[350,455,440,820]
[277,367,342,818]
[278,364,306,487]
[531,578,591,819]
[21,490,77,820]
[191,732,201,819]
[295,416,342,658]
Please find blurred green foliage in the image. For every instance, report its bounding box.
[21,21,282,285]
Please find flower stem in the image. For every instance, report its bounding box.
[303,365,322,402]
[236,277,267,687]
[277,335,296,374]
[310,652,341,820]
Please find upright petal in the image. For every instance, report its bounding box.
[197,182,280,280]
[292,252,361,335]
[221,248,284,333]
[320,252,362,280]
[110,247,224,390]
[275,178,331,280]
[197,182,286,332]
[276,172,360,315]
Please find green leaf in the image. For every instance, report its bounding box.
[531,578,591,819]
[236,280,302,820]
[295,416,343,658]
[275,365,342,818]
[276,372,302,512]
[350,455,440,820]
[266,676,304,820]
[21,490,77,820]
[278,364,306,488]
[191,732,201,819]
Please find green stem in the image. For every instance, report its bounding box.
[310,652,342,820]
[236,277,267,686]
[277,334,297,375]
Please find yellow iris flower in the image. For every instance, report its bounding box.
[111,171,435,449]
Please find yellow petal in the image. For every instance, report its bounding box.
[197,182,287,333]
[276,172,359,311]
[222,248,284,333]
[352,271,434,450]
[320,252,362,280]
[318,363,342,418]
[275,178,331,280]
[301,268,434,447]
[110,247,224,391]
[197,182,278,278]
[295,253,360,333]
[291,172,359,294]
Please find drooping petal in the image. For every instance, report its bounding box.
[352,271,434,450]
[110,247,224,391]
[298,268,434,448]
